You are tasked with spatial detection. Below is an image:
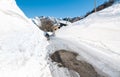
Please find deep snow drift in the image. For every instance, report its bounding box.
[48,3,120,77]
[0,0,52,77]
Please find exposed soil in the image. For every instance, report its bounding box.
[50,50,104,77]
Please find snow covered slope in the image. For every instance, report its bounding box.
[0,0,52,77]
[48,3,120,77]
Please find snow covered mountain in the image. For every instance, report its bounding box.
[32,16,71,32]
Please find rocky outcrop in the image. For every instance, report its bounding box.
[50,50,104,77]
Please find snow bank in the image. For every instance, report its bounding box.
[0,0,52,77]
[48,3,120,77]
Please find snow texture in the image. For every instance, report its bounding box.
[0,0,120,77]
[47,3,120,77]
[0,0,52,77]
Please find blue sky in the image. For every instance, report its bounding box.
[16,0,108,18]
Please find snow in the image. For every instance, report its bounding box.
[0,0,52,77]
[0,0,120,77]
[48,3,120,77]
[32,17,41,27]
